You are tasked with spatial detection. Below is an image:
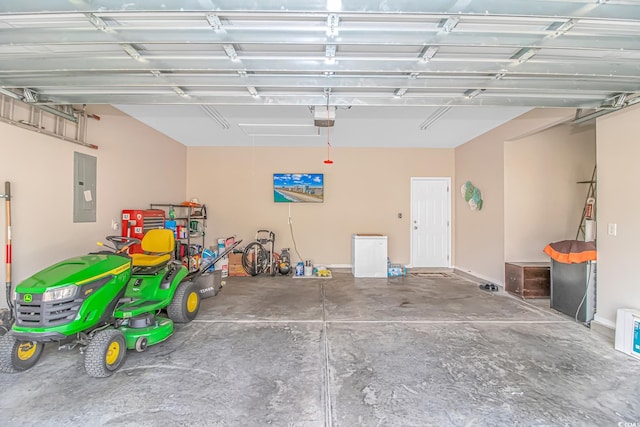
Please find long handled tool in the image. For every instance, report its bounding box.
[1,181,13,324]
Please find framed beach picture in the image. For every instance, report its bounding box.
[273,173,324,203]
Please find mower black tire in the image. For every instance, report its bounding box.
[167,281,200,323]
[84,328,127,378]
[0,334,44,373]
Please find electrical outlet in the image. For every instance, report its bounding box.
[398,213,402,219]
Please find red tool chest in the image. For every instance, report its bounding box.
[121,209,166,254]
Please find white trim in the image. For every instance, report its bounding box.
[410,177,452,268]
[453,266,503,286]
[327,264,351,269]
[593,313,616,329]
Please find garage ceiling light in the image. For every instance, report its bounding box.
[419,105,453,130]
[201,105,230,129]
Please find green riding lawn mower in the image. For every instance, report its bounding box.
[0,229,237,378]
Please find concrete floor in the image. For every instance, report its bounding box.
[1,272,639,426]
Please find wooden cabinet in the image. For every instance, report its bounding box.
[505,262,550,299]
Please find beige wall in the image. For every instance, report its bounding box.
[0,104,186,308]
[187,146,454,266]
[595,103,640,326]
[504,124,596,262]
[455,109,577,284]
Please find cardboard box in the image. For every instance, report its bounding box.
[228,253,249,277]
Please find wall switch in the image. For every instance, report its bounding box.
[111,219,119,230]
[608,223,617,236]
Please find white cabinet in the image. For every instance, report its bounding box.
[352,234,388,278]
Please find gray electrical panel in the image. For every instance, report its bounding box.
[73,152,96,223]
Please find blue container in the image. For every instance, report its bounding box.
[295,262,304,276]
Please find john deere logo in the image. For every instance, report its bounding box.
[24,294,32,303]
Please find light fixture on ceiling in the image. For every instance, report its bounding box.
[206,14,223,30]
[409,72,420,79]
[512,47,540,63]
[237,70,247,77]
[247,86,259,98]
[326,13,340,37]
[419,46,439,62]
[394,88,407,98]
[494,71,507,80]
[85,13,109,32]
[325,44,336,64]
[419,105,453,131]
[201,105,230,129]
[223,44,238,61]
[440,17,459,33]
[150,70,162,77]
[122,44,142,61]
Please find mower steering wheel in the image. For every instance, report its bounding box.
[106,236,141,252]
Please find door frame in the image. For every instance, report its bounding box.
[409,177,452,268]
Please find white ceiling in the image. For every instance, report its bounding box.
[114,104,531,147]
[2,1,639,147]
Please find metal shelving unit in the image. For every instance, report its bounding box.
[150,203,206,271]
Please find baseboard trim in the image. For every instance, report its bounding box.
[453,266,503,286]
[327,264,351,269]
[591,314,616,341]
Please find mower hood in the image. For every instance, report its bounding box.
[15,254,131,294]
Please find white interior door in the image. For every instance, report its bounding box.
[411,178,451,268]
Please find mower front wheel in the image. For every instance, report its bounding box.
[84,329,127,378]
[0,334,44,373]
[167,281,200,323]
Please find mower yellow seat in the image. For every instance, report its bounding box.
[131,229,175,268]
